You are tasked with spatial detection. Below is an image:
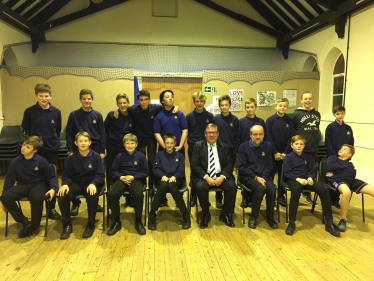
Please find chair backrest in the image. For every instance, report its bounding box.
[280,164,288,188]
[319,161,328,184]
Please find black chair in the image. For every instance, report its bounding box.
[106,184,148,227]
[5,164,57,237]
[0,125,23,173]
[280,165,320,223]
[58,128,69,171]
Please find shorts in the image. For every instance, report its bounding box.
[331,179,367,194]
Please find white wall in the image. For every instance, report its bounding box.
[291,5,374,183]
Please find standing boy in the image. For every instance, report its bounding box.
[21,84,61,220]
[1,136,57,238]
[266,98,294,207]
[292,91,321,204]
[107,134,149,236]
[186,91,214,207]
[213,95,241,209]
[325,105,354,208]
[57,132,105,239]
[66,89,105,214]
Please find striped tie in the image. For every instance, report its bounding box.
[209,145,216,178]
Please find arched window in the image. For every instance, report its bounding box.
[332,54,345,110]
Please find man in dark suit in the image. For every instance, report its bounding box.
[191,123,237,229]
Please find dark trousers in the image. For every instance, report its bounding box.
[240,177,276,220]
[105,148,124,189]
[58,183,100,226]
[215,148,236,202]
[287,180,333,222]
[37,151,58,210]
[151,179,186,213]
[138,136,157,188]
[194,177,237,215]
[271,159,284,197]
[1,183,48,229]
[108,179,145,220]
[188,144,195,197]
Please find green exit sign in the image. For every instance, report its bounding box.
[204,86,216,93]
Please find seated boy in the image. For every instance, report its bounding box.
[326,144,374,232]
[148,133,191,230]
[1,136,57,238]
[57,131,104,239]
[107,133,149,236]
[283,135,340,236]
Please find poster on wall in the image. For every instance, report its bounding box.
[257,91,276,106]
[212,95,221,115]
[283,89,297,107]
[229,89,244,111]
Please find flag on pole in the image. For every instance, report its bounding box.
[134,76,142,105]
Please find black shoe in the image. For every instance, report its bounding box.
[135,221,146,235]
[267,219,278,229]
[337,218,347,232]
[216,200,223,209]
[286,221,296,235]
[190,195,197,207]
[60,225,73,239]
[325,223,341,237]
[107,221,122,236]
[148,212,157,231]
[248,216,256,229]
[48,209,61,220]
[219,212,235,227]
[182,210,191,229]
[240,198,249,208]
[18,221,35,238]
[70,204,79,216]
[96,205,104,213]
[82,225,95,238]
[278,196,287,207]
[332,201,341,209]
[199,213,211,229]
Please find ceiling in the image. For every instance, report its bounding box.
[0,0,373,57]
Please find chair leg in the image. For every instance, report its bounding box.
[276,186,280,223]
[196,197,199,224]
[362,193,365,222]
[285,189,289,223]
[103,194,106,231]
[5,211,8,237]
[106,193,110,227]
[44,199,50,237]
[242,192,245,225]
[144,190,148,225]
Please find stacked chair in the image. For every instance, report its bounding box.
[0,125,23,174]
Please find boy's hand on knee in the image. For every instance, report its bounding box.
[87,184,97,195]
[58,185,70,197]
[169,176,176,183]
[307,177,314,186]
[46,189,56,200]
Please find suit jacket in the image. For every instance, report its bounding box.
[191,139,234,180]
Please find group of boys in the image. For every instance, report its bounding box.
[1,84,372,239]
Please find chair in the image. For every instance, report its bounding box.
[5,164,57,237]
[280,165,321,223]
[58,127,69,170]
[238,179,280,224]
[0,125,23,173]
[315,161,365,222]
[106,184,148,227]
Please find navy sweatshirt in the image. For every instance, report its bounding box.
[2,154,57,191]
[66,108,106,153]
[283,151,316,180]
[326,155,356,184]
[153,150,185,180]
[22,102,61,153]
[238,140,273,179]
[266,113,294,155]
[325,121,354,157]
[128,104,163,138]
[105,111,133,151]
[62,150,104,187]
[112,150,149,181]
[239,115,267,145]
[186,109,214,146]
[213,113,241,151]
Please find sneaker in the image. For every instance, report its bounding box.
[301,192,313,204]
[70,204,79,216]
[337,218,347,232]
[278,196,287,207]
[48,209,61,220]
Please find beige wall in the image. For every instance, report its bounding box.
[291,5,374,183]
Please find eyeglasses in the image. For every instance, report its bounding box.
[205,131,218,135]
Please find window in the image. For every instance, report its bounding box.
[332,54,345,110]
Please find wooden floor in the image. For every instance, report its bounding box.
[1,174,374,281]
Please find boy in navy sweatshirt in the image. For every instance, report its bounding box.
[326,144,374,232]
[22,84,61,220]
[66,89,105,214]
[107,133,149,236]
[266,98,294,207]
[148,133,191,230]
[1,136,57,238]
[213,95,240,209]
[283,135,340,237]
[57,131,104,239]
[325,105,354,208]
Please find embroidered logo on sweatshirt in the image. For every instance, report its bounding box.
[206,119,210,123]
[261,152,265,156]
[174,116,178,119]
[230,123,233,127]
[304,161,307,164]
[93,120,96,124]
[88,164,93,168]
[151,115,154,119]
[134,161,138,165]
[34,166,39,171]
[347,131,350,135]
[176,159,179,162]
[51,119,55,123]
[286,124,289,127]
